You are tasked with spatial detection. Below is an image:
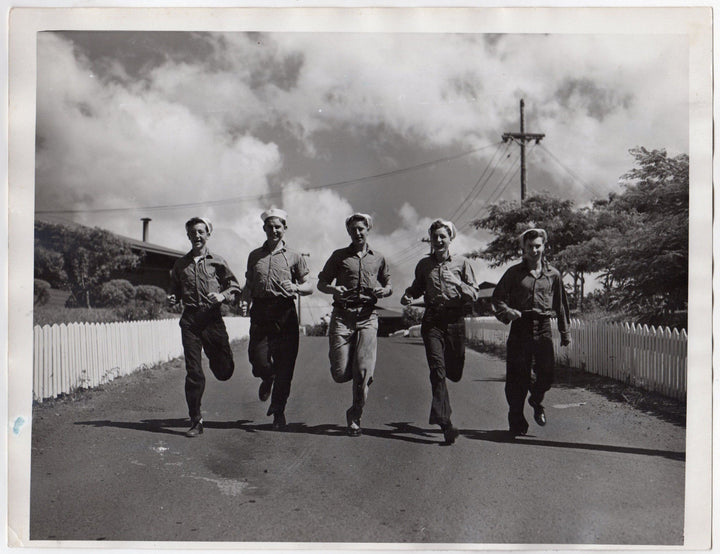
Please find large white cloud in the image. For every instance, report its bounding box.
[34,30,689,320]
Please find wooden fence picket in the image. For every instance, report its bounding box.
[462,317,686,400]
[32,317,250,402]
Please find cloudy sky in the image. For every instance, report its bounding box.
[34,30,689,322]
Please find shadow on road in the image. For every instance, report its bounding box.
[74,418,254,437]
[462,428,685,462]
[75,419,454,445]
[74,419,683,460]
[465,341,686,428]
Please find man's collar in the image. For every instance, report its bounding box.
[432,251,452,263]
[263,239,287,253]
[347,243,373,255]
[188,248,213,259]
[522,257,549,273]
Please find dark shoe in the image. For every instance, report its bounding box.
[272,412,286,430]
[185,419,204,437]
[441,424,459,445]
[508,425,528,438]
[346,408,362,437]
[258,378,273,402]
[529,399,547,426]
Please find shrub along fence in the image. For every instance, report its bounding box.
[33,317,250,403]
[465,317,687,400]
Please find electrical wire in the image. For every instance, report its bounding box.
[36,142,503,216]
[537,144,603,199]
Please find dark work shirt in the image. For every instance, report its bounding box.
[245,241,309,299]
[169,250,240,309]
[318,245,391,310]
[491,259,570,339]
[404,254,478,309]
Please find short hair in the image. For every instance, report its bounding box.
[185,217,212,234]
[345,213,373,230]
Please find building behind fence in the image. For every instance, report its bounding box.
[465,317,687,400]
[33,317,250,403]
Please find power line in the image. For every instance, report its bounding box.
[537,144,604,199]
[388,142,513,267]
[36,142,503,216]
[450,141,513,226]
[456,148,521,229]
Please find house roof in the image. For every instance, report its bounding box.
[120,235,185,258]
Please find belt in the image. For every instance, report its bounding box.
[521,311,550,321]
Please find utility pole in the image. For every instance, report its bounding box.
[298,253,310,327]
[502,98,545,201]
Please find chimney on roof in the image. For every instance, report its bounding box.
[141,218,151,242]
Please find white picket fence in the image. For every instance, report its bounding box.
[33,317,250,403]
[465,317,687,400]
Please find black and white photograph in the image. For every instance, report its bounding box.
[6,6,713,551]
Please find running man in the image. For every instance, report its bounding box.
[491,227,571,437]
[317,213,392,437]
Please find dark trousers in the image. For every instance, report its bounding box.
[505,316,555,430]
[248,297,299,416]
[180,306,235,422]
[421,309,466,427]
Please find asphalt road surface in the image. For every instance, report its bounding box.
[30,335,686,545]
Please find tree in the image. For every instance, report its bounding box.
[402,305,424,327]
[35,221,141,308]
[594,148,689,325]
[469,192,593,309]
[34,245,67,288]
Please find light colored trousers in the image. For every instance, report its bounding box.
[328,308,378,420]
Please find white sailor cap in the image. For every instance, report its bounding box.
[185,217,213,234]
[261,208,288,224]
[428,219,456,240]
[518,227,548,247]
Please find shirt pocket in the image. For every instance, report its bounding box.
[535,277,554,309]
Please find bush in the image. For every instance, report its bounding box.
[34,279,51,306]
[33,306,121,327]
[305,321,329,336]
[114,300,163,321]
[134,284,167,305]
[95,279,136,308]
[402,305,424,327]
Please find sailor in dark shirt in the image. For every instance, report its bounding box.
[168,217,241,437]
[240,208,313,430]
[401,219,478,445]
[492,228,571,437]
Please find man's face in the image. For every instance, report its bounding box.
[263,218,286,242]
[431,227,452,253]
[347,220,369,247]
[522,236,545,262]
[186,223,209,250]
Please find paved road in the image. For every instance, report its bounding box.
[30,336,685,545]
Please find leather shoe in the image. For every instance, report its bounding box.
[185,419,204,437]
[272,412,286,430]
[508,423,528,437]
[442,424,459,445]
[529,399,547,426]
[258,378,273,402]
